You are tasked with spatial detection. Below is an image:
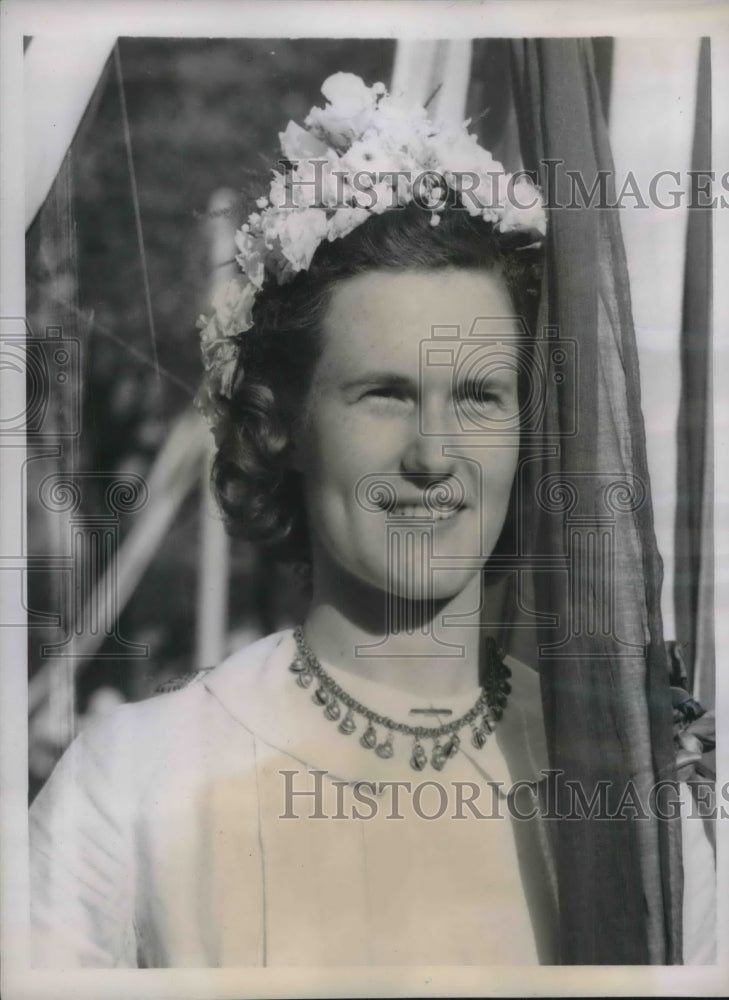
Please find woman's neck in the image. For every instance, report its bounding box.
[303,566,483,700]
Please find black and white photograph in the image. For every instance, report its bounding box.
[1,1,727,996]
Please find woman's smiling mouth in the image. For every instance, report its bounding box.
[388,501,466,521]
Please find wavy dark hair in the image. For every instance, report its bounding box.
[211,202,542,563]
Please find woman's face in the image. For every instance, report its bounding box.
[294,268,522,601]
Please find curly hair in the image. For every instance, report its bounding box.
[211,202,542,563]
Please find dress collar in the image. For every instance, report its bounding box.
[202,629,549,787]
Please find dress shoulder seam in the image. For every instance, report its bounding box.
[155,666,216,694]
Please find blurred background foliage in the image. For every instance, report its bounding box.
[26,38,396,739]
[26,36,517,786]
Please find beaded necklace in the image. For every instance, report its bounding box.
[290,626,511,772]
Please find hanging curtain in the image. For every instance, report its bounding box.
[675,38,714,707]
[509,39,682,964]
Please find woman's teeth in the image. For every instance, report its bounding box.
[394,504,461,520]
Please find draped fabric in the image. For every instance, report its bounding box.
[509,39,683,964]
[675,38,714,706]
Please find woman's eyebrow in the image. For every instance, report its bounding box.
[455,370,517,391]
[341,372,417,391]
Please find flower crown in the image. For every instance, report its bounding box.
[196,72,547,425]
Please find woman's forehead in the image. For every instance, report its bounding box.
[320,269,522,372]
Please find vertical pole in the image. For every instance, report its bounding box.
[34,151,80,754]
[391,40,472,126]
[195,188,236,669]
[709,35,729,711]
[674,39,714,704]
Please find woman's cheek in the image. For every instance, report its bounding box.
[334,414,401,477]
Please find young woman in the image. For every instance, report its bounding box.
[29,73,714,968]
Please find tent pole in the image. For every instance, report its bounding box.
[194,188,237,669]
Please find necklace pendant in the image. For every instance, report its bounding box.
[410,742,427,771]
[471,725,488,749]
[290,627,508,766]
[324,698,341,721]
[360,722,377,749]
[312,684,329,706]
[338,710,356,735]
[431,742,447,771]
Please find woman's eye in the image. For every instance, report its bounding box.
[362,387,412,406]
[474,389,499,405]
[459,383,505,408]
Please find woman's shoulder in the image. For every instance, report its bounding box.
[150,629,290,702]
[57,630,293,791]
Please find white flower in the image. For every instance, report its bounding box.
[305,105,373,149]
[289,155,343,209]
[210,277,257,335]
[320,72,377,113]
[197,277,256,407]
[267,172,289,214]
[198,320,240,397]
[340,137,381,176]
[215,345,239,397]
[475,169,509,213]
[234,228,266,288]
[451,166,507,214]
[276,207,329,272]
[339,134,404,182]
[327,205,369,241]
[279,121,329,161]
[197,71,549,424]
[202,338,239,397]
[376,93,431,137]
[259,207,285,246]
[427,128,505,210]
[481,207,500,225]
[499,176,547,235]
[368,179,402,215]
[304,73,381,149]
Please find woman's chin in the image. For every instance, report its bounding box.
[363,566,480,604]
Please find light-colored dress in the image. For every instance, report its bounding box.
[29,630,714,967]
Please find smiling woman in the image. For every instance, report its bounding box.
[27,70,714,969]
[210,197,539,703]
[297,269,520,603]
[211,197,540,568]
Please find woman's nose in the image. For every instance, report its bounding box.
[400,405,460,476]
